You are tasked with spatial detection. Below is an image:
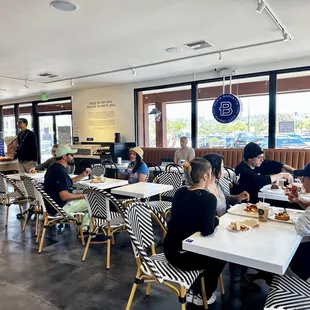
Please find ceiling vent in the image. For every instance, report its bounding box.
[184,40,213,50]
[38,73,53,77]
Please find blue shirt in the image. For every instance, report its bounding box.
[125,162,149,184]
[44,163,73,214]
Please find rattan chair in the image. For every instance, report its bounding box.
[82,188,126,269]
[90,164,106,179]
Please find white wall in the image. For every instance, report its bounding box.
[72,85,135,143]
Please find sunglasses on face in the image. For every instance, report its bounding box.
[66,153,74,157]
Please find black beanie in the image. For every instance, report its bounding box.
[243,142,263,161]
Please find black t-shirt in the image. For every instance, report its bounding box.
[44,163,72,214]
[254,160,284,175]
[235,161,271,203]
[163,187,218,257]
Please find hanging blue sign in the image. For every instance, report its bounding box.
[0,139,5,157]
[212,94,242,123]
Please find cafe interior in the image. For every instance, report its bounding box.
[1,1,310,310]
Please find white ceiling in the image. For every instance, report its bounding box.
[1,0,310,101]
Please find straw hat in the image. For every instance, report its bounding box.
[130,147,144,159]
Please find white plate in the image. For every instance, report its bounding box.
[226,224,252,233]
[268,208,304,224]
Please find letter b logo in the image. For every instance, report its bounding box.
[219,102,233,117]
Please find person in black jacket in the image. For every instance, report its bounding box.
[15,118,38,173]
[235,142,293,203]
[163,157,226,306]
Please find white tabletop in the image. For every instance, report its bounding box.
[76,178,128,190]
[182,212,302,275]
[111,182,173,198]
[6,172,46,181]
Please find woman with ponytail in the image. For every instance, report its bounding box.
[163,157,226,306]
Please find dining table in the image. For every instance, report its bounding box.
[182,205,304,310]
[75,178,128,190]
[111,182,173,199]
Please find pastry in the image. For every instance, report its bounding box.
[271,183,279,189]
[275,212,290,221]
[244,204,258,212]
[228,221,249,232]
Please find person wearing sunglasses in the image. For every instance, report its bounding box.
[44,144,91,232]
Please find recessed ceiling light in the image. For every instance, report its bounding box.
[48,74,59,78]
[38,73,52,77]
[165,47,183,53]
[50,1,79,12]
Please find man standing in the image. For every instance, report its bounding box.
[15,118,38,173]
[174,136,195,166]
[44,144,90,232]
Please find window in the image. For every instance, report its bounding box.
[37,99,72,113]
[3,105,16,137]
[197,76,269,148]
[276,71,310,149]
[19,103,32,130]
[138,85,191,147]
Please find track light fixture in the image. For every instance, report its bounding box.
[219,52,223,62]
[132,68,136,77]
[24,81,29,88]
[283,31,290,41]
[256,0,266,13]
[70,79,74,86]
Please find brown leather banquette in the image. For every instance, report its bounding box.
[142,148,310,169]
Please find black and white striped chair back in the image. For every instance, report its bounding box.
[153,172,183,198]
[224,166,236,183]
[124,201,163,283]
[265,274,310,309]
[0,173,8,194]
[32,182,66,217]
[147,163,162,173]
[5,176,26,198]
[165,163,182,173]
[90,165,106,180]
[20,175,36,200]
[32,180,45,212]
[83,188,123,221]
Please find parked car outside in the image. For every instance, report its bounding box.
[232,132,258,148]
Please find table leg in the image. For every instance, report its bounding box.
[225,263,242,310]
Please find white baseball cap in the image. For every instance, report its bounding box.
[55,144,78,157]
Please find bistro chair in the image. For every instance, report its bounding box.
[32,181,84,253]
[102,160,119,179]
[0,173,28,227]
[148,171,183,217]
[20,175,42,235]
[165,163,183,174]
[82,188,126,269]
[264,274,310,309]
[147,162,162,182]
[124,201,208,310]
[90,164,106,179]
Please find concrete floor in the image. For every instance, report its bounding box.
[0,204,270,310]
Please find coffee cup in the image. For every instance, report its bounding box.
[117,157,122,165]
[257,202,270,222]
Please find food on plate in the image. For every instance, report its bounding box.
[271,183,279,189]
[285,184,300,198]
[242,219,260,228]
[244,204,258,212]
[228,221,250,232]
[275,212,290,221]
[90,175,106,183]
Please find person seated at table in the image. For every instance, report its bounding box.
[28,144,72,174]
[163,157,226,306]
[255,158,295,175]
[174,136,195,166]
[44,144,91,232]
[125,147,148,183]
[235,142,293,203]
[203,153,249,216]
[284,163,310,281]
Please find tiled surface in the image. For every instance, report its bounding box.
[0,204,269,310]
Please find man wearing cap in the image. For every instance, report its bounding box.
[44,144,91,231]
[174,136,195,166]
[235,142,293,202]
[15,118,38,173]
[288,163,310,281]
[125,147,149,183]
